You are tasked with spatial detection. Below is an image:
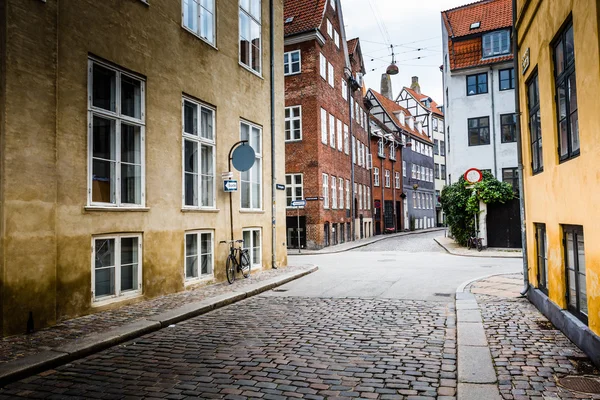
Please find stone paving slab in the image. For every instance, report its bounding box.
[457,345,497,384]
[457,322,488,347]
[458,383,502,400]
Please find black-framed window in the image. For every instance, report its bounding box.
[434,163,440,179]
[466,73,488,96]
[535,223,548,294]
[527,73,543,174]
[499,68,514,90]
[502,167,518,193]
[563,225,586,324]
[501,113,516,143]
[441,165,446,179]
[434,139,439,155]
[468,116,490,146]
[553,20,579,161]
[440,140,445,156]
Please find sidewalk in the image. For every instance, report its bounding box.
[0,264,317,385]
[456,273,600,400]
[289,227,445,255]
[436,236,522,258]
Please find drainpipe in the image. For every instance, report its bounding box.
[391,142,397,231]
[489,66,498,178]
[347,77,355,241]
[270,0,277,268]
[513,0,528,294]
[380,139,385,230]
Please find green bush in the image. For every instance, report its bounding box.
[440,171,514,246]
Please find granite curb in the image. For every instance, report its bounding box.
[0,265,318,386]
[434,237,523,259]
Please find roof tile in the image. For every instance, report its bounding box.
[284,0,327,37]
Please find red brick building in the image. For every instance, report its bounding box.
[283,0,372,249]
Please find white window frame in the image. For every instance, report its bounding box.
[330,0,336,10]
[395,172,400,189]
[345,179,350,209]
[239,0,262,75]
[336,119,343,152]
[411,164,416,179]
[285,173,303,208]
[184,230,214,283]
[352,136,356,164]
[378,139,385,157]
[240,120,262,210]
[367,187,371,210]
[374,167,380,186]
[88,58,146,208]
[321,108,327,144]
[341,79,348,100]
[181,0,216,45]
[285,105,302,142]
[358,184,363,210]
[389,142,396,161]
[385,170,391,188]
[284,50,301,76]
[320,53,327,79]
[344,124,349,154]
[329,114,335,148]
[413,192,417,209]
[366,154,372,170]
[327,62,334,87]
[182,97,216,209]
[334,30,340,48]
[326,19,333,37]
[338,178,344,209]
[331,176,337,209]
[322,173,329,209]
[482,29,510,58]
[242,227,262,269]
[91,233,142,304]
[403,160,407,177]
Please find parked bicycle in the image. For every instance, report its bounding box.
[219,239,251,284]
[467,231,483,252]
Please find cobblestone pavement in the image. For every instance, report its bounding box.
[1,296,457,400]
[357,231,446,253]
[471,274,600,400]
[0,265,314,365]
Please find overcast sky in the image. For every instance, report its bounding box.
[342,0,467,104]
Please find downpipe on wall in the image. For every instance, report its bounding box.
[270,0,277,269]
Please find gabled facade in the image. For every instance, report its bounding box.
[284,0,372,250]
[441,0,518,188]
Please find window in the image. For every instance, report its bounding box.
[527,73,543,173]
[345,179,350,209]
[395,172,400,189]
[440,140,445,156]
[240,121,262,209]
[285,106,302,141]
[93,234,142,303]
[341,79,348,100]
[468,117,490,146]
[482,30,510,58]
[319,53,326,79]
[563,225,586,323]
[499,68,514,90]
[331,176,337,209]
[329,114,335,148]
[89,60,145,207]
[366,187,370,210]
[411,164,416,179]
[366,154,372,170]
[412,192,416,209]
[535,223,548,294]
[501,168,518,193]
[243,228,262,268]
[284,50,301,75]
[434,139,439,155]
[402,161,406,177]
[326,19,332,37]
[334,31,340,48]
[466,73,488,95]
[352,136,356,164]
[239,0,261,74]
[500,114,516,143]
[421,166,425,181]
[389,143,396,160]
[182,0,215,44]
[385,170,391,188]
[321,108,327,144]
[339,178,344,209]
[322,174,329,208]
[441,165,446,179]
[343,124,349,154]
[358,185,362,210]
[337,119,342,151]
[185,231,213,281]
[432,118,438,131]
[183,98,215,208]
[378,139,385,157]
[285,174,303,207]
[554,21,578,161]
[374,167,380,186]
[435,163,440,179]
[327,62,334,87]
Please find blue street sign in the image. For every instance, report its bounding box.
[291,199,307,207]
[223,179,238,192]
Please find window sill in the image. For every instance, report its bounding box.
[466,92,488,96]
[559,151,580,164]
[85,206,150,212]
[532,168,544,176]
[284,72,301,77]
[240,209,265,214]
[182,26,218,50]
[239,62,263,79]
[182,208,220,213]
[92,292,142,307]
[285,139,303,143]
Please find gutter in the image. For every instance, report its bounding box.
[489,65,498,177]
[270,0,277,268]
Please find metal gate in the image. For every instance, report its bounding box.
[486,198,522,248]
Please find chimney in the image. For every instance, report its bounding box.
[411,76,421,94]
[380,73,393,100]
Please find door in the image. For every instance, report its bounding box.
[486,199,522,248]
[384,201,394,230]
[403,198,409,231]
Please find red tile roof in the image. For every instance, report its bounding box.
[442,0,513,70]
[347,38,358,54]
[370,90,433,144]
[284,0,327,37]
[403,87,444,117]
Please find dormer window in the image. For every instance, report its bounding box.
[470,22,480,30]
[482,30,510,58]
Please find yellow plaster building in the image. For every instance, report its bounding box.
[0,0,287,336]
[516,0,600,363]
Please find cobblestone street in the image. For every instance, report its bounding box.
[356,231,446,253]
[1,297,456,399]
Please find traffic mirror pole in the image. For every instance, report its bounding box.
[297,205,301,254]
[228,140,249,242]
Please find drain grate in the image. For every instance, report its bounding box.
[434,293,452,297]
[536,320,555,330]
[272,288,288,292]
[558,376,600,394]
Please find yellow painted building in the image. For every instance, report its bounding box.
[516,0,600,361]
[0,0,287,336]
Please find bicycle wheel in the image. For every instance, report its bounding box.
[477,239,483,252]
[240,250,251,278]
[467,238,472,249]
[226,255,236,284]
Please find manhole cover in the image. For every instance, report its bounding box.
[434,293,452,297]
[558,376,600,394]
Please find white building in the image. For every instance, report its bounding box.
[441,0,518,190]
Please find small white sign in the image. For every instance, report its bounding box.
[221,171,233,179]
[291,199,307,207]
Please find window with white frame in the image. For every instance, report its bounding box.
[367,187,370,210]
[334,30,340,48]
[358,185,363,210]
[185,231,213,281]
[345,179,350,209]
[320,53,326,79]
[243,228,262,268]
[239,0,261,74]
[329,114,335,148]
[89,59,145,207]
[412,192,416,208]
[343,124,349,154]
[395,172,400,189]
[385,170,391,188]
[357,142,363,166]
[327,62,334,87]
[326,19,333,37]
[240,121,262,209]
[482,29,510,58]
[352,136,356,164]
[321,108,327,144]
[285,106,302,141]
[374,167,380,186]
[378,139,385,157]
[403,160,406,177]
[342,79,348,100]
[331,176,337,209]
[182,0,215,44]
[389,143,396,160]
[366,154,372,170]
[338,178,344,209]
[322,173,329,208]
[92,234,142,302]
[183,98,215,208]
[284,50,301,75]
[336,119,342,152]
[411,164,416,179]
[285,174,303,207]
[420,166,425,181]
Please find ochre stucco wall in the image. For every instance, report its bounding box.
[1,0,287,335]
[517,0,600,334]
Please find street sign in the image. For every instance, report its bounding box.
[275,184,285,191]
[464,168,483,184]
[231,144,255,172]
[223,179,238,192]
[291,200,306,207]
[305,196,322,201]
[221,171,233,179]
